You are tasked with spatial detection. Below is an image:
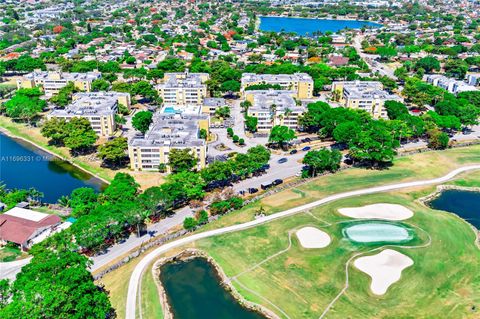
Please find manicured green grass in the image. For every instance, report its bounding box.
[196,191,480,319]
[201,146,480,230]
[107,146,480,318]
[139,268,164,319]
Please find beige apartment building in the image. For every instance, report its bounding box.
[241,73,314,99]
[128,113,209,172]
[48,92,130,137]
[17,70,101,97]
[332,81,401,119]
[156,72,209,106]
[245,90,305,133]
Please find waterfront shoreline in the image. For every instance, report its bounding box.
[0,126,110,185]
[418,185,480,248]
[152,249,280,319]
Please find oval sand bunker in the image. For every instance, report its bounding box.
[296,227,331,248]
[338,203,414,221]
[354,249,413,295]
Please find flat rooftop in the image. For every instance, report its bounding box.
[242,72,313,84]
[50,92,118,117]
[129,112,207,148]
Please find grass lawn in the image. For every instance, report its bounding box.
[200,145,480,230]
[103,145,480,318]
[195,191,480,318]
[0,246,27,262]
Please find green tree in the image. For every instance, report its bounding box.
[0,249,114,319]
[91,79,110,91]
[183,217,198,230]
[303,148,342,177]
[69,187,98,217]
[132,111,153,134]
[385,100,409,120]
[415,56,440,73]
[268,125,296,149]
[427,128,449,149]
[102,173,139,203]
[3,88,46,123]
[97,137,128,166]
[168,148,198,172]
[63,118,98,153]
[167,171,206,200]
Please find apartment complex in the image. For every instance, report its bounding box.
[241,73,314,99]
[128,112,209,172]
[466,73,480,86]
[48,92,130,136]
[156,72,209,106]
[202,97,228,115]
[17,70,101,97]
[245,90,305,133]
[425,74,477,95]
[332,81,401,119]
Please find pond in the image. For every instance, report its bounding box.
[343,222,414,244]
[0,133,106,203]
[160,257,266,319]
[259,16,382,36]
[429,190,480,229]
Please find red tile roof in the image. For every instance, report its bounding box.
[0,212,61,246]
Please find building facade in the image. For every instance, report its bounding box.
[241,73,314,99]
[332,81,401,119]
[128,112,209,172]
[425,74,478,95]
[156,72,209,106]
[48,92,129,136]
[17,70,101,97]
[245,90,305,133]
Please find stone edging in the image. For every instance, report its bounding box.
[151,248,281,319]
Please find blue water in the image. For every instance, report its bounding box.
[259,16,382,35]
[429,190,480,229]
[0,133,106,203]
[161,258,265,319]
[343,222,413,244]
[163,107,177,114]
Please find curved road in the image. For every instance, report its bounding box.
[126,164,480,319]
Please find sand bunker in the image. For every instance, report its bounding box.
[296,227,331,248]
[354,249,413,295]
[338,203,414,221]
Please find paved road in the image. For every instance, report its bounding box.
[0,257,32,281]
[352,35,397,80]
[125,164,480,319]
[90,206,193,271]
[0,207,193,280]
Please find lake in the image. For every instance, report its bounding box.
[0,133,106,203]
[259,16,382,36]
[429,190,480,229]
[160,257,266,319]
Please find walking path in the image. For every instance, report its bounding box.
[125,164,480,319]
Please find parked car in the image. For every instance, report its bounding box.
[301,146,311,151]
[272,179,283,186]
[277,157,288,164]
[301,137,312,143]
[289,149,298,155]
[261,183,272,190]
[248,187,258,194]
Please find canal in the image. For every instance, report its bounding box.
[0,133,106,203]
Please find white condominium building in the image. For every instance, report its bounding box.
[48,92,130,137]
[156,72,209,106]
[17,70,101,97]
[128,112,209,172]
[241,73,314,99]
[245,90,305,133]
[332,81,401,119]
